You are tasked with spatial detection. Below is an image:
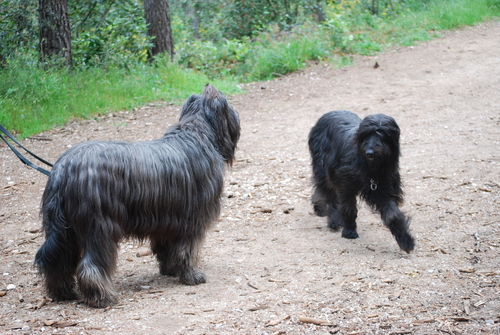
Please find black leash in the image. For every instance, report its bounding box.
[0,124,52,176]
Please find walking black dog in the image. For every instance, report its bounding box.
[308,110,415,253]
[35,84,240,307]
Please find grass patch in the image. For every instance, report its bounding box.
[0,58,240,137]
[244,33,331,80]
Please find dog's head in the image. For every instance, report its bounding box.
[180,84,240,165]
[356,114,401,166]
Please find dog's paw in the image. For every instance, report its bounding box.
[46,282,78,302]
[341,228,359,239]
[180,269,206,286]
[327,216,342,231]
[397,233,415,253]
[84,293,118,309]
[327,220,342,231]
[159,263,178,277]
[313,203,328,217]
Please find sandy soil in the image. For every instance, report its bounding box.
[1,21,499,335]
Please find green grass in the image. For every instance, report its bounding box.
[427,0,499,29]
[245,33,330,80]
[0,57,240,137]
[1,0,498,138]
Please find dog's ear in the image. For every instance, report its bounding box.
[384,116,401,140]
[201,85,240,165]
[180,94,201,119]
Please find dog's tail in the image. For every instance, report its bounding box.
[35,182,80,299]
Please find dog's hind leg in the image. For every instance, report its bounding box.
[76,223,119,308]
[312,187,328,217]
[35,222,80,301]
[338,194,360,239]
[321,190,342,231]
[327,202,342,232]
[379,202,415,253]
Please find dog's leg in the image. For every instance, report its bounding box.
[153,237,206,285]
[76,230,119,308]
[326,193,342,231]
[338,195,359,239]
[311,187,328,217]
[35,225,79,301]
[379,201,415,253]
[327,204,341,231]
[172,237,206,285]
[151,239,178,277]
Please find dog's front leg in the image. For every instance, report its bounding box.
[379,201,415,253]
[153,237,207,285]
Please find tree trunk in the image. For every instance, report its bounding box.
[312,0,326,23]
[38,0,72,66]
[144,0,175,61]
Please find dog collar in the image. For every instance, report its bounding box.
[370,179,378,191]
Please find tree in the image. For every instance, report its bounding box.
[311,0,327,23]
[38,0,72,66]
[144,0,174,61]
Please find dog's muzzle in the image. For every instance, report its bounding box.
[365,149,378,161]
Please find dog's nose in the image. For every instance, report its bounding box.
[365,150,375,159]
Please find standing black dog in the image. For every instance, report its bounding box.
[308,110,414,253]
[35,84,240,308]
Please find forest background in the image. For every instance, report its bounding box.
[1,0,499,138]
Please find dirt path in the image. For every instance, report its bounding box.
[1,21,499,334]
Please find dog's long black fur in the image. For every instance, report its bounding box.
[35,84,240,307]
[308,110,415,253]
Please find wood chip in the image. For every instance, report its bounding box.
[476,270,500,276]
[464,300,470,315]
[43,320,77,328]
[247,282,259,290]
[390,330,412,334]
[249,304,268,311]
[298,315,335,326]
[474,300,486,307]
[413,318,436,323]
[36,298,48,309]
[136,249,152,257]
[267,315,290,326]
[458,268,475,273]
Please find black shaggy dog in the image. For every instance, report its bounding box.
[308,110,414,253]
[35,84,240,308]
